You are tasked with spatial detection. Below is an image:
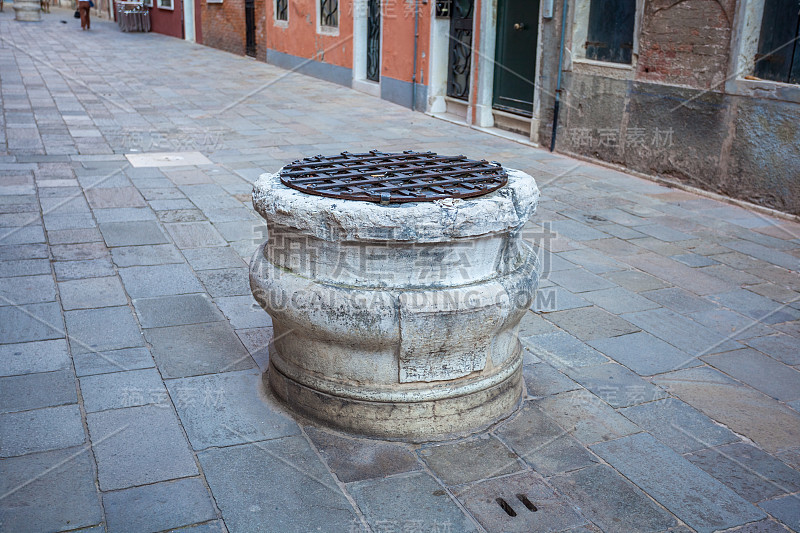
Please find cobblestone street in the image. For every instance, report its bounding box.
[2,8,800,533]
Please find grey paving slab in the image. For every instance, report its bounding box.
[723,239,799,271]
[79,368,168,412]
[87,404,199,491]
[689,308,777,341]
[0,302,64,344]
[641,287,718,314]
[708,289,800,325]
[587,331,697,376]
[0,225,46,245]
[72,347,156,377]
[157,209,209,223]
[523,362,581,397]
[453,470,586,533]
[183,245,248,270]
[164,221,228,248]
[168,520,227,533]
[43,212,96,231]
[54,257,116,281]
[58,276,128,310]
[702,348,800,402]
[579,287,660,315]
[496,402,599,476]
[209,220,264,243]
[166,370,298,450]
[119,263,204,298]
[759,494,800,530]
[145,321,254,378]
[50,243,110,263]
[94,208,160,227]
[0,274,56,306]
[623,252,732,296]
[567,362,668,408]
[524,331,609,370]
[550,464,677,533]
[686,442,800,503]
[532,286,592,313]
[671,253,720,267]
[0,446,103,532]
[110,244,184,267]
[351,471,478,532]
[103,477,217,533]
[619,397,738,453]
[196,267,251,297]
[215,295,272,329]
[534,389,640,445]
[547,268,616,293]
[86,186,147,208]
[558,248,627,274]
[419,435,523,486]
[305,426,421,483]
[0,404,85,457]
[0,258,51,278]
[652,367,800,454]
[743,334,800,366]
[0,243,49,261]
[198,436,357,533]
[724,519,795,533]
[0,369,77,414]
[549,219,609,242]
[545,306,640,341]
[591,433,766,533]
[622,307,743,356]
[99,221,169,247]
[65,306,144,354]
[0,339,71,377]
[133,293,224,328]
[48,227,104,245]
[633,224,695,242]
[234,326,272,370]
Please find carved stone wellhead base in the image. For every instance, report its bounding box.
[250,165,540,441]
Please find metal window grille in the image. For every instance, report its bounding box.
[320,0,338,27]
[276,0,287,20]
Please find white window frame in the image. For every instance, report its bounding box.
[206,0,222,5]
[569,0,643,78]
[274,0,288,26]
[317,0,339,35]
[157,0,173,10]
[727,0,800,103]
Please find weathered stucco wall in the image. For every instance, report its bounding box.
[537,0,800,215]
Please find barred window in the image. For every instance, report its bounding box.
[276,0,287,20]
[320,0,338,27]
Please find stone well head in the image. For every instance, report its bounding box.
[250,151,540,441]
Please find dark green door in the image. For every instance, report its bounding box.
[492,0,539,116]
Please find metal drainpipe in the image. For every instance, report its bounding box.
[549,0,568,152]
[412,0,420,111]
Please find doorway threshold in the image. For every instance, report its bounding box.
[428,112,540,149]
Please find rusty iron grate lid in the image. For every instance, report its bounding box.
[279,150,508,203]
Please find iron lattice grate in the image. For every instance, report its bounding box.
[279,150,508,204]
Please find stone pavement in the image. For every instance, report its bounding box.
[1,8,800,533]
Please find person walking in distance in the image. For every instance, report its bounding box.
[78,0,91,29]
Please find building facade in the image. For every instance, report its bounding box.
[195,0,799,215]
